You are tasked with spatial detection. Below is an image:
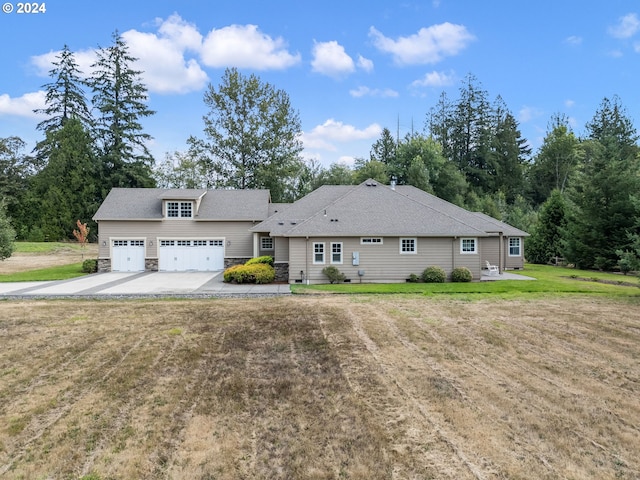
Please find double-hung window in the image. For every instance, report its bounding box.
[331,242,343,264]
[313,242,325,264]
[509,237,521,256]
[400,238,417,254]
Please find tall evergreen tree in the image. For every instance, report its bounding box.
[90,31,155,193]
[490,96,530,202]
[34,45,92,135]
[526,189,567,264]
[369,127,397,166]
[197,67,304,202]
[29,119,99,240]
[563,97,640,270]
[449,74,494,193]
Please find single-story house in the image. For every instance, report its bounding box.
[93,179,528,283]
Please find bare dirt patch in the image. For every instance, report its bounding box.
[0,296,639,479]
[0,244,98,274]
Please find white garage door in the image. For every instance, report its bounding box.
[111,240,145,272]
[159,240,224,271]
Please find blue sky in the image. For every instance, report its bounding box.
[1,0,639,168]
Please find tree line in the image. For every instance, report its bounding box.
[1,35,639,272]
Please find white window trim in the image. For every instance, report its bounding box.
[360,237,383,245]
[400,237,417,254]
[460,238,477,254]
[313,242,325,264]
[508,237,521,257]
[331,242,343,264]
[164,201,194,219]
[261,237,274,251]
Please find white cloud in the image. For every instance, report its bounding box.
[411,70,455,88]
[311,41,355,78]
[31,14,208,95]
[564,35,583,46]
[634,41,640,53]
[156,13,203,52]
[608,13,640,39]
[564,99,575,108]
[0,91,47,118]
[518,105,544,123]
[349,86,398,98]
[122,28,208,94]
[357,55,374,72]
[201,24,300,70]
[302,119,382,150]
[369,23,475,65]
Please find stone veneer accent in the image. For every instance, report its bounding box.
[224,258,251,269]
[97,258,110,273]
[145,258,158,271]
[274,262,289,283]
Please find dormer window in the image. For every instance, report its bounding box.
[166,201,193,218]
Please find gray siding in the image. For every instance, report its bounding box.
[480,237,500,269]
[274,236,289,263]
[97,220,258,260]
[504,236,525,269]
[289,236,482,283]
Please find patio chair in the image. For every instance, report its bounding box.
[485,261,499,276]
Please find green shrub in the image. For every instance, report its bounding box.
[451,266,473,282]
[322,266,346,284]
[82,258,97,273]
[223,264,245,283]
[421,266,446,283]
[245,255,274,267]
[407,273,420,283]
[223,263,275,284]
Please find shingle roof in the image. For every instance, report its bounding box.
[396,186,530,236]
[93,188,271,221]
[252,180,521,237]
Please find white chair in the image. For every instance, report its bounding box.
[485,261,499,276]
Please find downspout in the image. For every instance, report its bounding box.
[305,237,310,285]
[452,236,456,271]
[499,232,503,274]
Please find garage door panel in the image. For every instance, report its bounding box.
[112,240,145,272]
[159,240,224,271]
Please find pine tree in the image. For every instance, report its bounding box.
[90,31,155,193]
[34,45,92,135]
[490,97,530,203]
[29,119,99,240]
[563,97,640,270]
[526,190,567,264]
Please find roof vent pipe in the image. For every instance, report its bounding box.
[390,176,397,190]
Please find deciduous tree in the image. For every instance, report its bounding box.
[196,68,304,202]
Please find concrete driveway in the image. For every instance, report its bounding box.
[0,272,291,297]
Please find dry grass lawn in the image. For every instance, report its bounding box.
[0,244,99,274]
[0,295,639,479]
